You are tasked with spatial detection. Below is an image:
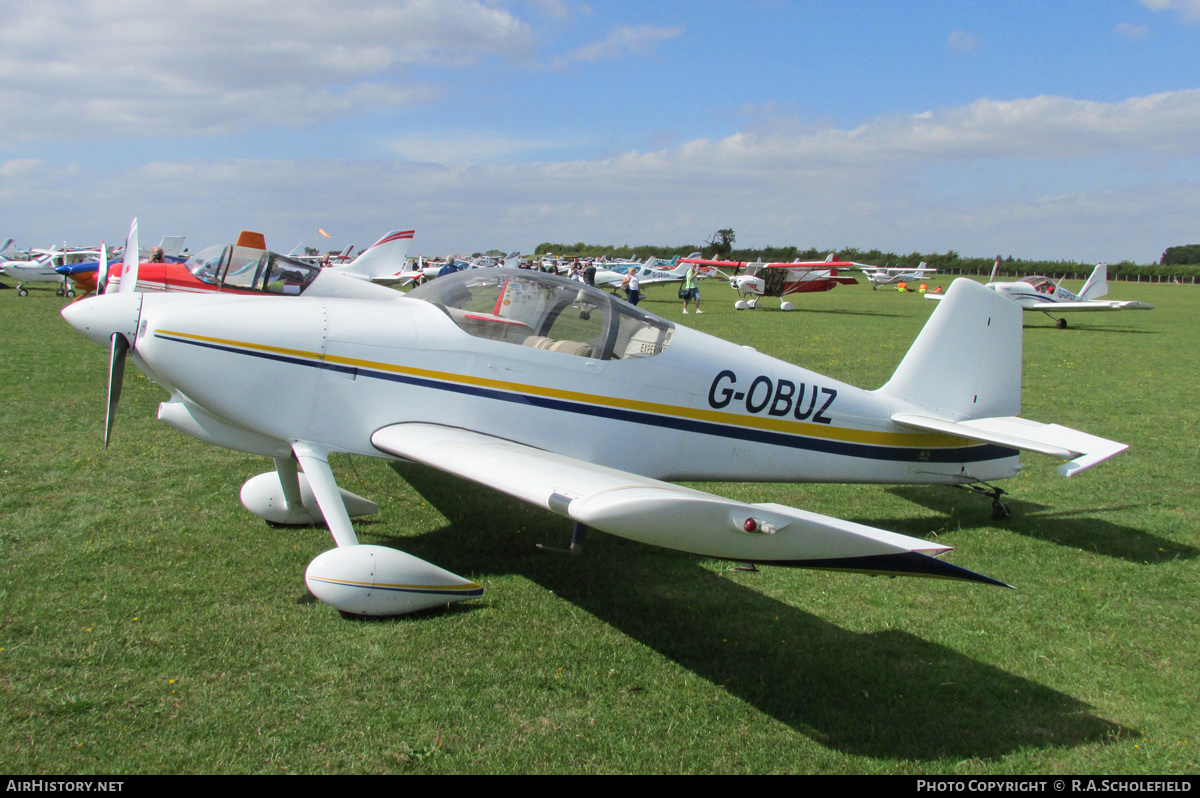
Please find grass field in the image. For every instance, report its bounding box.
[1,275,1196,774]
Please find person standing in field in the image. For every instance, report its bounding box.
[682,264,702,314]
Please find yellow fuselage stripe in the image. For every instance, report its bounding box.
[158,329,969,450]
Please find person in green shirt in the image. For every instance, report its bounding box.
[681,265,703,314]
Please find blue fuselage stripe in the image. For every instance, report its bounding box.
[155,333,1017,465]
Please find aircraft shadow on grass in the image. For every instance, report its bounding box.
[1021,323,1160,335]
[887,486,1197,564]
[341,461,1131,762]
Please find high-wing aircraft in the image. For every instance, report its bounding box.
[3,245,104,296]
[928,261,1154,328]
[106,228,410,299]
[62,266,1129,617]
[681,254,861,310]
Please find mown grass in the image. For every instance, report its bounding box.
[1,276,1195,774]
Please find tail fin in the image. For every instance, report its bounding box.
[878,278,1127,476]
[157,236,186,258]
[1079,263,1108,300]
[876,278,1023,421]
[333,230,414,281]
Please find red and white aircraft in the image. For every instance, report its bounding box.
[106,228,414,299]
[681,254,860,310]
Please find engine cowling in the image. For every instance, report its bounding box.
[305,545,483,616]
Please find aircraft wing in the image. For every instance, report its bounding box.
[891,414,1127,477]
[1023,300,1154,312]
[679,257,752,268]
[371,423,1006,585]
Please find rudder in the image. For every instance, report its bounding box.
[876,278,1023,421]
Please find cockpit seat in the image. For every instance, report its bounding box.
[522,335,593,358]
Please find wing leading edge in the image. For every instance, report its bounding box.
[371,423,1008,586]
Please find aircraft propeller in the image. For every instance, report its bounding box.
[119,218,139,295]
[105,333,128,447]
[96,241,108,294]
[104,218,139,447]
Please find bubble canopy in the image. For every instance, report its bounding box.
[184,245,321,295]
[407,269,675,361]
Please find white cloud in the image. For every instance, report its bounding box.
[8,88,1200,263]
[1141,0,1200,20]
[946,30,981,53]
[552,24,684,66]
[0,0,535,139]
[382,130,592,162]
[1114,22,1150,40]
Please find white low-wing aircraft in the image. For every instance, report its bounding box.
[928,261,1153,328]
[858,262,938,288]
[592,255,705,291]
[63,268,1128,616]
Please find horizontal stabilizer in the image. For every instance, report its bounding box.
[892,414,1127,477]
[1025,300,1154,312]
[372,423,1004,585]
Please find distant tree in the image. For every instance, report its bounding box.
[1161,244,1200,265]
[705,228,736,260]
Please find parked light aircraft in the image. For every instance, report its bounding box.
[63,253,1129,616]
[106,227,409,299]
[928,261,1154,328]
[291,241,356,266]
[393,250,520,286]
[858,262,938,288]
[3,246,103,296]
[681,254,860,310]
[57,237,188,298]
[592,256,707,291]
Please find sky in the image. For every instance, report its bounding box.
[3,0,1200,263]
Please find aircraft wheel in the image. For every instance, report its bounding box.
[17,287,28,296]
[992,500,1011,521]
[1056,318,1068,329]
[55,288,65,297]
[66,289,75,297]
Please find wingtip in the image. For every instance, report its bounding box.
[767,551,1012,588]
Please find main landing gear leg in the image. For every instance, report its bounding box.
[1043,311,1068,329]
[953,482,1011,520]
[537,521,587,555]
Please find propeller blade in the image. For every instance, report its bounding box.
[119,218,139,293]
[96,241,108,294]
[105,333,129,447]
